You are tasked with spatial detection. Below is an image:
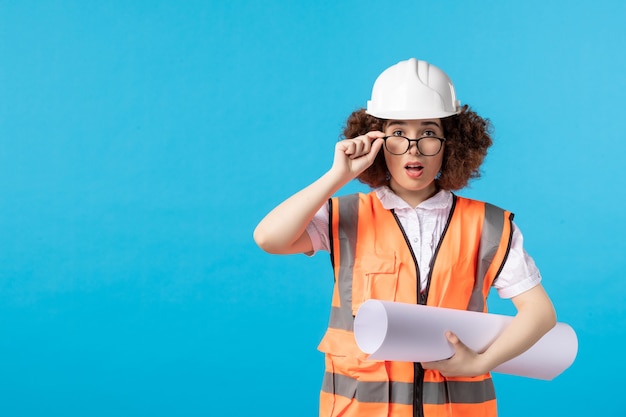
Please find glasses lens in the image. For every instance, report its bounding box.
[385,136,409,155]
[418,137,443,156]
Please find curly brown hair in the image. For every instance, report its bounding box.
[341,105,493,190]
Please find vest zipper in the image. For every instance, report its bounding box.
[391,210,425,417]
[393,196,457,417]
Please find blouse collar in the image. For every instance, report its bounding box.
[375,186,453,211]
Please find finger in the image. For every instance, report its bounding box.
[347,136,377,159]
[369,137,384,155]
[350,139,366,158]
[365,130,386,140]
[350,131,384,145]
[421,360,447,372]
[339,140,356,156]
[341,133,384,160]
[446,331,461,347]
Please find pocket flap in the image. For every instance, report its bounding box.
[317,328,372,361]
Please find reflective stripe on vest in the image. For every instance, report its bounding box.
[469,202,514,311]
[318,192,513,417]
[327,193,360,332]
[322,371,496,404]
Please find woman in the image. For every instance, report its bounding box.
[254,58,556,417]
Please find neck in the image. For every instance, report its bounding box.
[388,181,439,208]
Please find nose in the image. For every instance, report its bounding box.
[408,139,421,155]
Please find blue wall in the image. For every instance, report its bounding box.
[1,1,624,416]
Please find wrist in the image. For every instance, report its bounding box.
[326,166,355,187]
[475,351,499,375]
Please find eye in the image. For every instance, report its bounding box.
[422,130,437,137]
[392,130,405,137]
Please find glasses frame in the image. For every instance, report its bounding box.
[382,135,447,156]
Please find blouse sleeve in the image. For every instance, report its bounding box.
[304,201,331,255]
[492,221,543,299]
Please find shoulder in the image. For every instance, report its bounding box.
[453,194,512,216]
[332,191,377,205]
[330,192,383,223]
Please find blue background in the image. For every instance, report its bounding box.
[1,1,624,416]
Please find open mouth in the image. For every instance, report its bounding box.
[405,163,424,172]
[404,162,425,179]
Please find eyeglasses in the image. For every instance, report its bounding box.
[382,135,446,156]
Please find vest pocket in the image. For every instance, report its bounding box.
[320,353,391,417]
[352,254,399,316]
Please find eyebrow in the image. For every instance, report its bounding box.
[387,120,443,129]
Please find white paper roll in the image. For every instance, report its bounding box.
[354,300,577,380]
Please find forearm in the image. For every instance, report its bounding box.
[423,284,557,377]
[254,132,384,254]
[479,284,557,372]
[253,168,349,254]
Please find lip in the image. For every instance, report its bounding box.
[404,161,423,169]
[404,161,425,178]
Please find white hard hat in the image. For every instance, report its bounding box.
[366,58,461,120]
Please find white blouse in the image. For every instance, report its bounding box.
[305,187,541,299]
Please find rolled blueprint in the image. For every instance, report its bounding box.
[354,300,577,380]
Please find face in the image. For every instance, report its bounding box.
[383,119,445,206]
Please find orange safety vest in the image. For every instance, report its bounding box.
[317,192,513,417]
